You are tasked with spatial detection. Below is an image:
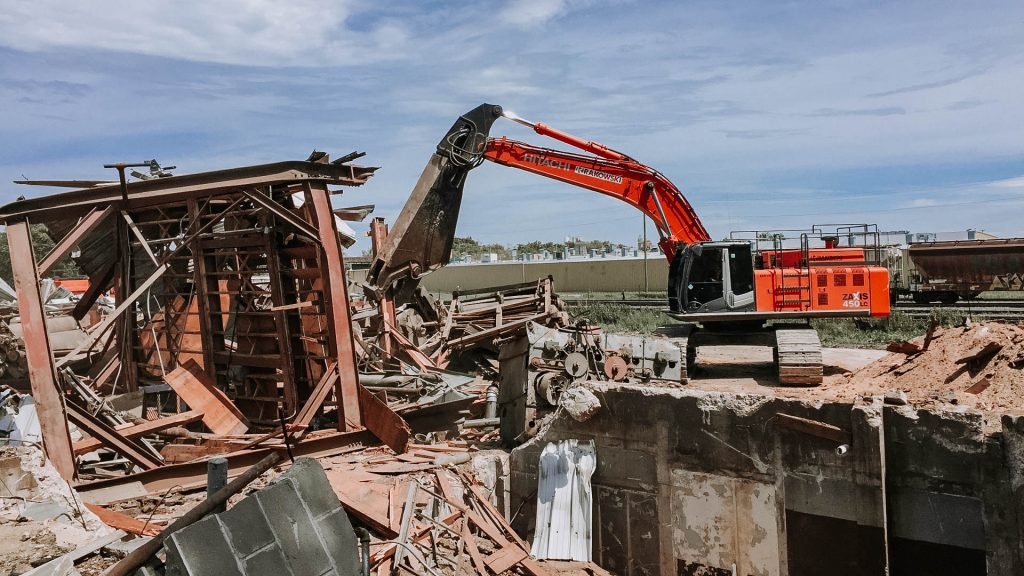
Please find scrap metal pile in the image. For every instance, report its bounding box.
[0,153,631,575]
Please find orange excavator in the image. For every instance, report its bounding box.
[369,104,890,384]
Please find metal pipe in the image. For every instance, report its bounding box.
[356,527,371,576]
[463,417,500,428]
[364,385,424,395]
[484,385,498,419]
[359,373,418,386]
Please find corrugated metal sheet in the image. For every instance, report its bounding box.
[531,438,596,561]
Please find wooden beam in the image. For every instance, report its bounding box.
[305,182,361,429]
[7,220,76,480]
[38,206,113,276]
[294,362,339,429]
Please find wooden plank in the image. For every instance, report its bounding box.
[486,544,529,574]
[956,342,1003,364]
[358,382,411,454]
[73,410,203,456]
[7,220,76,480]
[163,359,249,435]
[462,521,488,576]
[84,502,162,537]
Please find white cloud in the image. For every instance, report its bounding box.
[0,0,411,66]
[498,0,574,28]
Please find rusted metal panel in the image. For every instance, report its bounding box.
[163,359,249,436]
[0,160,377,222]
[6,220,77,480]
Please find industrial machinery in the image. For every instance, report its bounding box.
[369,103,891,386]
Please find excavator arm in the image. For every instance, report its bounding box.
[369,103,709,293]
[483,126,710,260]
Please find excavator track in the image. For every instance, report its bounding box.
[774,327,823,386]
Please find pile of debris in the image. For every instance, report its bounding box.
[839,321,1024,426]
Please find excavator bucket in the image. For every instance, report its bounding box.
[367,104,503,295]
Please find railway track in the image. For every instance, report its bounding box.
[564,298,1024,321]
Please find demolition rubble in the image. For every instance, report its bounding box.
[2,153,1024,576]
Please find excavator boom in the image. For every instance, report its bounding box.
[483,135,710,259]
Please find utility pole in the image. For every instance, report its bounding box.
[643,214,649,293]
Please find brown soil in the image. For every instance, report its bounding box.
[802,321,1024,426]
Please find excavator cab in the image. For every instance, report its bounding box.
[673,241,756,314]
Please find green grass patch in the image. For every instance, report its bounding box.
[568,303,970,349]
[567,302,678,333]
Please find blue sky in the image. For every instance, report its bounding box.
[0,0,1022,253]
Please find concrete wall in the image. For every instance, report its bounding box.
[510,384,1023,576]
[413,258,671,294]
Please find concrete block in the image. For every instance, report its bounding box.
[315,508,360,575]
[255,477,334,576]
[164,516,243,576]
[242,546,296,576]
[281,458,342,519]
[218,495,277,558]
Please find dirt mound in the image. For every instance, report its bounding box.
[843,321,1024,418]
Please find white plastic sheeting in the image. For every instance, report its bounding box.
[531,438,597,561]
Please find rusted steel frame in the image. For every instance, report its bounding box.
[76,428,375,494]
[242,187,321,242]
[65,401,163,470]
[57,263,170,369]
[38,205,113,276]
[0,160,376,222]
[7,220,76,480]
[389,327,438,371]
[264,231,299,415]
[357,383,410,454]
[72,259,116,321]
[179,195,246,371]
[73,411,203,456]
[121,211,159,264]
[303,182,361,430]
[445,312,553,350]
[369,218,397,360]
[293,362,339,429]
[115,214,138,391]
